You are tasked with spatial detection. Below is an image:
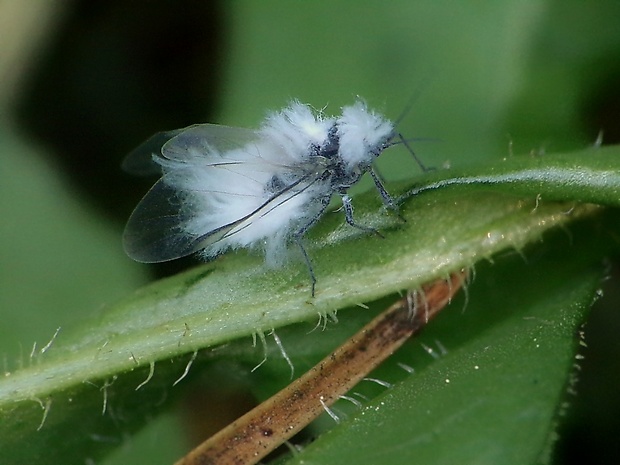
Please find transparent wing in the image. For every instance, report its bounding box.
[121,129,184,176]
[162,124,259,161]
[123,171,320,263]
[124,175,254,262]
[122,124,262,176]
[123,123,323,263]
[123,179,200,262]
[160,123,297,176]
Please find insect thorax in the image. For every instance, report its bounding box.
[316,123,375,191]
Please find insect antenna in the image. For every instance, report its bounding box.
[392,74,434,128]
[389,79,435,173]
[394,132,431,172]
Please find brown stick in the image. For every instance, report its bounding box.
[175,271,467,465]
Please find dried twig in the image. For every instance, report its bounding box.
[175,270,467,465]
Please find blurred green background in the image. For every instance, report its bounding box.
[1,1,619,463]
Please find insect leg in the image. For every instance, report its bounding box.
[341,194,384,238]
[295,240,317,297]
[369,168,398,210]
[293,196,332,297]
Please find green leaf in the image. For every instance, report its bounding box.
[403,145,620,207]
[279,219,607,465]
[1,145,619,464]
[0,130,148,356]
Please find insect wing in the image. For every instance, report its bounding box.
[123,178,208,262]
[121,129,185,176]
[123,123,304,263]
[162,124,263,164]
[206,172,317,241]
[123,119,330,263]
[123,173,318,263]
[122,124,263,176]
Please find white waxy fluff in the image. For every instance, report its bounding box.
[123,100,400,294]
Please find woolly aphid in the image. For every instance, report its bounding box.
[123,100,424,296]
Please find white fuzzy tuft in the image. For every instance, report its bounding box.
[260,101,334,163]
[337,101,394,170]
